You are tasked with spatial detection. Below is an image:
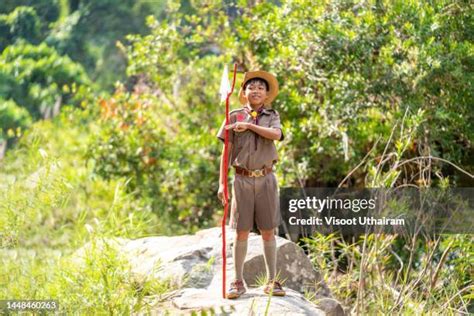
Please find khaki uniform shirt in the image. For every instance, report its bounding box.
[217,106,284,170]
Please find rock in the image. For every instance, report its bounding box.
[241,235,331,296]
[168,287,325,315]
[74,226,345,315]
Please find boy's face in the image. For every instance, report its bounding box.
[244,81,268,106]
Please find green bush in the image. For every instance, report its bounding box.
[6,6,41,43]
[0,104,179,312]
[0,43,90,120]
[46,0,168,90]
[123,1,473,189]
[0,237,176,313]
[0,6,42,50]
[0,0,59,27]
[87,85,221,230]
[0,98,32,142]
[0,15,11,50]
[305,232,473,314]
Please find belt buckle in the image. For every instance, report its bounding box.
[251,169,264,177]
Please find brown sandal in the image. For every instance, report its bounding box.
[264,280,286,296]
[226,279,246,299]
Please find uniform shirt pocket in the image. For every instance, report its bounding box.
[234,130,249,151]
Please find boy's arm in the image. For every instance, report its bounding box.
[225,110,284,141]
[217,142,232,204]
[247,124,282,141]
[226,123,282,141]
[219,142,233,186]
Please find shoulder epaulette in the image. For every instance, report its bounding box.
[263,108,278,114]
[229,108,245,114]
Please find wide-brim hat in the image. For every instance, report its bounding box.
[238,70,279,106]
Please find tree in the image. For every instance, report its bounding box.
[0,6,42,50]
[0,43,90,120]
[46,0,168,90]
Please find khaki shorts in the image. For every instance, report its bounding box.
[229,172,282,231]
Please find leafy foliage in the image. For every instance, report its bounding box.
[46,0,168,89]
[0,6,42,50]
[0,0,59,26]
[87,84,221,229]
[0,0,472,314]
[0,98,32,142]
[0,43,90,120]
[122,1,473,188]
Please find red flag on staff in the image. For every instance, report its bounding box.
[220,63,237,299]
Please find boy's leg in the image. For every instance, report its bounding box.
[260,229,277,281]
[227,230,250,299]
[233,230,250,281]
[255,173,285,296]
[230,175,253,282]
[260,229,285,296]
[227,175,255,299]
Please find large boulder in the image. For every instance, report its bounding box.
[74,226,345,315]
[164,287,326,315]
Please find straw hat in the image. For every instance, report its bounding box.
[238,70,279,106]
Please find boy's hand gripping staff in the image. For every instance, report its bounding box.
[219,63,238,298]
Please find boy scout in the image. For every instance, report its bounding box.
[217,70,285,299]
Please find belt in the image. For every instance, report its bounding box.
[234,166,273,177]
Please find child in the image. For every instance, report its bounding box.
[217,70,285,299]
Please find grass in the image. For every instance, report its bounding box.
[251,271,288,316]
[295,106,473,315]
[0,106,182,313]
[252,271,287,288]
[303,232,473,315]
[0,238,176,314]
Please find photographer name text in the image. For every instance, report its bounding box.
[289,216,405,226]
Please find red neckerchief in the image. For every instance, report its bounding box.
[245,105,265,149]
